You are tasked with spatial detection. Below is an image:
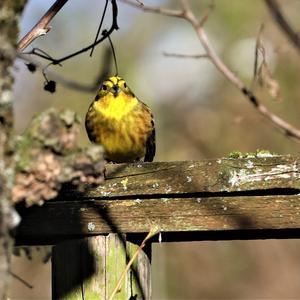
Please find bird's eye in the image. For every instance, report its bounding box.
[124,82,127,88]
[102,84,107,90]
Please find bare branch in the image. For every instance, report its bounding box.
[18,54,95,92]
[199,0,215,27]
[163,52,208,59]
[20,0,119,66]
[120,0,184,18]
[10,271,33,289]
[90,0,109,57]
[17,48,112,93]
[180,0,190,13]
[123,0,300,141]
[265,0,300,53]
[17,0,69,51]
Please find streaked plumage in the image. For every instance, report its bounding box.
[85,76,155,163]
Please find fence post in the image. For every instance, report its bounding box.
[52,234,151,299]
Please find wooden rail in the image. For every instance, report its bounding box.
[16,155,300,245]
[15,155,300,299]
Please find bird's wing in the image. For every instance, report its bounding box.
[144,113,156,162]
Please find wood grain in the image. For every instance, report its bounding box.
[83,155,300,198]
[16,195,300,244]
[52,235,150,299]
[16,156,300,245]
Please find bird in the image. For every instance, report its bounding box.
[85,75,155,163]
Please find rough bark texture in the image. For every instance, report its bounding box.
[12,108,105,206]
[0,0,27,297]
[1,2,106,297]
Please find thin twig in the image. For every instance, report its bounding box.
[22,0,119,66]
[90,0,109,57]
[123,0,300,142]
[199,0,215,27]
[17,48,112,93]
[10,271,33,289]
[121,0,184,18]
[108,226,160,300]
[17,54,94,92]
[18,0,69,51]
[265,0,300,53]
[163,52,208,59]
[251,24,265,90]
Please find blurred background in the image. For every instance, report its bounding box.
[10,0,300,299]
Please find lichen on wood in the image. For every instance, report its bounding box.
[52,234,151,299]
[16,155,300,244]
[12,108,105,206]
[80,155,300,199]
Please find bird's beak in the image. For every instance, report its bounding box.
[111,85,121,97]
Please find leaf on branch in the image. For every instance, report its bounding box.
[257,61,282,101]
[13,108,105,206]
[252,25,282,101]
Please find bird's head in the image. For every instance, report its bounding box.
[99,75,131,98]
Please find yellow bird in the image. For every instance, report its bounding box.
[85,75,155,163]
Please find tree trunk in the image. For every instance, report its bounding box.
[0,1,27,297]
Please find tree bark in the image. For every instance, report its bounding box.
[0,0,27,297]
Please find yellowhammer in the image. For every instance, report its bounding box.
[85,75,155,163]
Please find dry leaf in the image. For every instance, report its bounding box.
[252,25,282,101]
[258,61,282,100]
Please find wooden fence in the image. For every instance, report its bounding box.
[16,155,300,299]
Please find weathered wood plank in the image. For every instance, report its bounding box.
[16,156,300,244]
[52,235,151,299]
[74,156,300,198]
[16,195,300,244]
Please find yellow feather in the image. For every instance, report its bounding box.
[93,92,138,120]
[85,76,155,163]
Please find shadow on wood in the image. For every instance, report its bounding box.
[15,156,300,298]
[52,235,150,299]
